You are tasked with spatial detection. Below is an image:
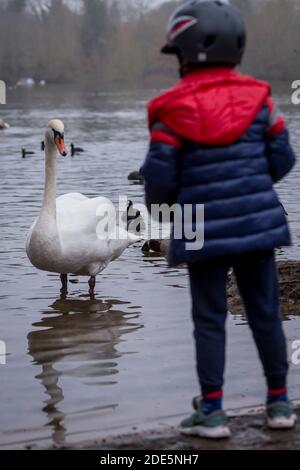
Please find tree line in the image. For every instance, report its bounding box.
[0,0,298,87]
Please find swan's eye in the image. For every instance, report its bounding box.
[52,128,64,140]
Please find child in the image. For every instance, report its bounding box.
[141,0,296,439]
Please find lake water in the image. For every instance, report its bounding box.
[0,84,299,449]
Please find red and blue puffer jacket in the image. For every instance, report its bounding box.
[141,67,296,266]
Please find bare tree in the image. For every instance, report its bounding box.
[0,0,299,86]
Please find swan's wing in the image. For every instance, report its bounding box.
[56,195,136,272]
[56,193,88,205]
[26,217,38,252]
[56,195,116,241]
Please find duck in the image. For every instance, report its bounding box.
[0,119,10,130]
[142,239,170,256]
[22,148,35,159]
[128,170,144,184]
[70,143,85,157]
[26,120,140,298]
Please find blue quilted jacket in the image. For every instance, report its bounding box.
[141,68,296,266]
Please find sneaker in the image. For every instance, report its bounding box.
[179,403,231,439]
[267,401,297,430]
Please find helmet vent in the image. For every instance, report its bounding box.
[168,16,198,41]
[204,35,216,49]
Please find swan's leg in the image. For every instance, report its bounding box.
[60,274,68,297]
[89,276,96,298]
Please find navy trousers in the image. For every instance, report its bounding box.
[188,251,288,396]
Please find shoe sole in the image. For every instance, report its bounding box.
[179,425,231,439]
[267,414,297,430]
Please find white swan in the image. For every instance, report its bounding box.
[26,120,140,297]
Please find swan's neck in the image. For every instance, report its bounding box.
[41,143,57,218]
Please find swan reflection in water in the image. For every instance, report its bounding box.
[27,297,142,447]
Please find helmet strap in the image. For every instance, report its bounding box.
[177,54,190,78]
[177,55,236,77]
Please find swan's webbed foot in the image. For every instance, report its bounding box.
[60,274,68,299]
[89,276,96,299]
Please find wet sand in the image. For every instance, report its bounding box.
[56,406,300,451]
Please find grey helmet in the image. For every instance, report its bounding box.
[161,0,246,67]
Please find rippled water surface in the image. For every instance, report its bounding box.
[0,84,300,448]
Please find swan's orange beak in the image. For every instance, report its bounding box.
[55,135,68,157]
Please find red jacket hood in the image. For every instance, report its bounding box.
[148,68,271,146]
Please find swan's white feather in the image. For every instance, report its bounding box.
[26,122,138,278]
[27,193,136,276]
[56,192,88,204]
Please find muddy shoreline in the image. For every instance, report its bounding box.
[228,261,300,315]
[53,407,300,451]
[143,248,300,314]
[49,407,300,450]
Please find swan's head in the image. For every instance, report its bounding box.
[45,119,68,157]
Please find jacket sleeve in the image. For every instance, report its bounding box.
[265,97,296,183]
[140,121,183,212]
